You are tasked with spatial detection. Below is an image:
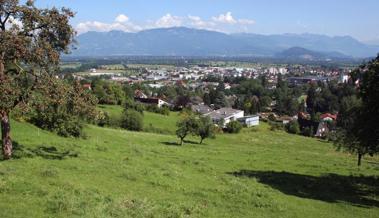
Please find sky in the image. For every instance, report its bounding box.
[29,0,379,43]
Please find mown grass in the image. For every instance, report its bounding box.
[0,119,378,218]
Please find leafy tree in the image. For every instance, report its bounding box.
[336,55,379,166]
[31,78,98,138]
[225,121,243,134]
[121,109,143,131]
[197,116,216,144]
[176,114,198,145]
[285,120,300,134]
[0,0,75,159]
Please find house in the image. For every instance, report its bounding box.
[205,108,244,126]
[134,97,171,108]
[315,122,330,138]
[134,90,147,99]
[238,115,260,127]
[320,113,337,121]
[315,113,337,138]
[191,104,213,115]
[82,83,92,90]
[276,116,293,125]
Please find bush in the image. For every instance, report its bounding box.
[301,126,314,137]
[32,111,84,138]
[285,120,300,134]
[145,105,170,116]
[269,121,283,131]
[121,109,144,131]
[225,121,243,134]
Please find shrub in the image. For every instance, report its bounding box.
[121,109,144,131]
[269,121,283,131]
[285,120,300,134]
[145,105,170,116]
[301,126,314,137]
[225,121,243,134]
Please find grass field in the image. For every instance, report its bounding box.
[97,105,180,134]
[0,116,378,217]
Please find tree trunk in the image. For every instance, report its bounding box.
[1,111,12,160]
[357,153,362,167]
[180,137,184,146]
[200,138,204,144]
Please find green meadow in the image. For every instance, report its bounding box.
[0,112,378,217]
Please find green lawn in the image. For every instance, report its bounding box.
[0,119,378,217]
[97,105,180,134]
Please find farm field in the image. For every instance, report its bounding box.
[0,118,378,217]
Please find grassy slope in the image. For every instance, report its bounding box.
[98,105,180,134]
[0,120,378,218]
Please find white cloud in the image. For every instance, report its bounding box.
[188,15,216,29]
[76,13,255,34]
[154,14,183,28]
[76,20,142,34]
[115,14,129,23]
[238,19,256,25]
[212,12,256,26]
[212,12,237,24]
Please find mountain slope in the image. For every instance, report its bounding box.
[71,27,379,58]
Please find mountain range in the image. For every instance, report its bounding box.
[70,27,379,58]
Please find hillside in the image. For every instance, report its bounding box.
[71,27,379,58]
[275,47,350,60]
[0,119,378,217]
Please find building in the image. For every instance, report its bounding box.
[288,76,329,86]
[238,115,260,127]
[191,104,213,115]
[205,108,244,127]
[134,97,170,108]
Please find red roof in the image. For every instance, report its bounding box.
[320,113,337,120]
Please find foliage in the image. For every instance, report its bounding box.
[285,120,300,134]
[30,78,97,138]
[196,116,216,144]
[176,114,199,145]
[225,121,243,134]
[92,79,124,105]
[0,0,75,159]
[145,105,170,116]
[121,109,144,131]
[335,55,379,166]
[269,121,284,131]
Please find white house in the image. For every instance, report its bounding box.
[238,115,260,127]
[205,108,244,127]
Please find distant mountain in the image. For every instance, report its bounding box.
[275,47,351,60]
[70,27,379,58]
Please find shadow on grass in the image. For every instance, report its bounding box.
[161,141,181,146]
[183,140,200,145]
[161,140,200,147]
[228,170,379,208]
[0,141,79,160]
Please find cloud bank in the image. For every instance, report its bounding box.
[76,12,256,34]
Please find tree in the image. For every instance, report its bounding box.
[176,114,198,145]
[285,120,300,134]
[197,116,216,144]
[121,109,143,131]
[0,0,75,159]
[31,78,98,137]
[225,121,243,134]
[336,55,379,166]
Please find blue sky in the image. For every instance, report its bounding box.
[31,0,379,43]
